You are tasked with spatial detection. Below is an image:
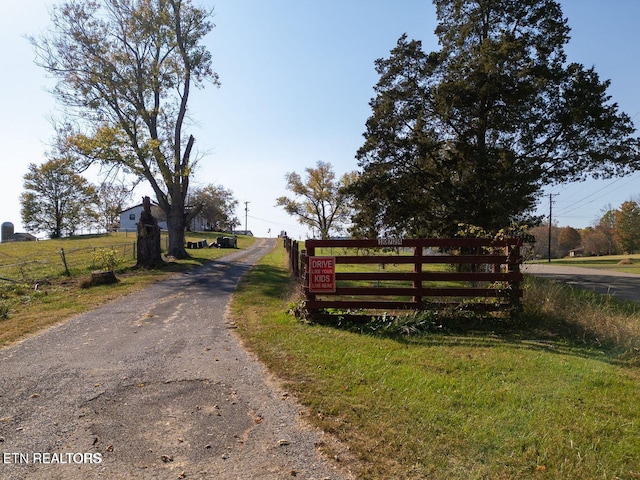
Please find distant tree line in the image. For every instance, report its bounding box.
[582,201,640,255]
[19,159,134,238]
[529,200,640,258]
[20,158,239,239]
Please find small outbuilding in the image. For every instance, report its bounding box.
[4,232,37,243]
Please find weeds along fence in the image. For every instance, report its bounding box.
[0,242,137,284]
[284,237,524,319]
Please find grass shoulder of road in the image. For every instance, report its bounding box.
[231,239,640,480]
[0,232,256,347]
[530,254,640,274]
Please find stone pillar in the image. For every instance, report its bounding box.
[136,196,164,268]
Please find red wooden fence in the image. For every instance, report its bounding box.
[286,237,523,318]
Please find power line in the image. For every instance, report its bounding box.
[248,214,300,229]
[553,178,625,215]
[553,173,640,216]
[246,214,310,238]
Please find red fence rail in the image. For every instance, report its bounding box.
[285,237,523,318]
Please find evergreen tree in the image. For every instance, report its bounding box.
[351,0,639,237]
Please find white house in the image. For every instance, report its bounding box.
[118,204,168,232]
[118,204,211,232]
[189,213,208,232]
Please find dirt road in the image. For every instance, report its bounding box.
[0,238,352,480]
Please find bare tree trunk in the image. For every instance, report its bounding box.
[166,211,188,258]
[165,194,189,259]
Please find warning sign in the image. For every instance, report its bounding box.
[308,256,336,293]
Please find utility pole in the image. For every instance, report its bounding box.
[244,201,250,234]
[548,193,556,263]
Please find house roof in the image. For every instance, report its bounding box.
[118,201,162,215]
[8,232,37,241]
[118,204,144,215]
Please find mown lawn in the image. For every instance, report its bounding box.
[231,240,640,479]
[537,254,640,275]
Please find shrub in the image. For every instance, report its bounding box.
[93,248,122,271]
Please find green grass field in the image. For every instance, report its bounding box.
[4,235,640,478]
[533,254,640,274]
[231,240,640,479]
[0,231,255,346]
[0,231,246,280]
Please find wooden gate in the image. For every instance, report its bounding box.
[295,237,523,317]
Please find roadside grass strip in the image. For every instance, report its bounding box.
[231,239,640,480]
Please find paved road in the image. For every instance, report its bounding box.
[0,238,352,480]
[523,263,640,304]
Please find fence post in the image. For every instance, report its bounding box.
[302,240,311,313]
[293,241,299,277]
[413,245,423,306]
[60,248,71,277]
[508,241,523,314]
[300,249,306,280]
[301,247,314,314]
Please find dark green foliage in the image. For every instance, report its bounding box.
[350,0,640,237]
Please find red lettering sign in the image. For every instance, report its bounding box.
[308,256,336,293]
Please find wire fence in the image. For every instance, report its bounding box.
[0,242,137,284]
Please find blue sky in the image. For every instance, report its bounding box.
[1,1,639,239]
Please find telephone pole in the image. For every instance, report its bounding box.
[244,201,250,234]
[548,193,557,263]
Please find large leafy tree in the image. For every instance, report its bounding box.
[529,223,559,259]
[351,0,640,237]
[615,200,640,253]
[31,0,218,258]
[276,161,357,239]
[97,181,134,231]
[20,159,99,238]
[188,184,239,232]
[594,207,619,255]
[557,226,581,257]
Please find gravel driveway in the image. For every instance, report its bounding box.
[0,238,353,480]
